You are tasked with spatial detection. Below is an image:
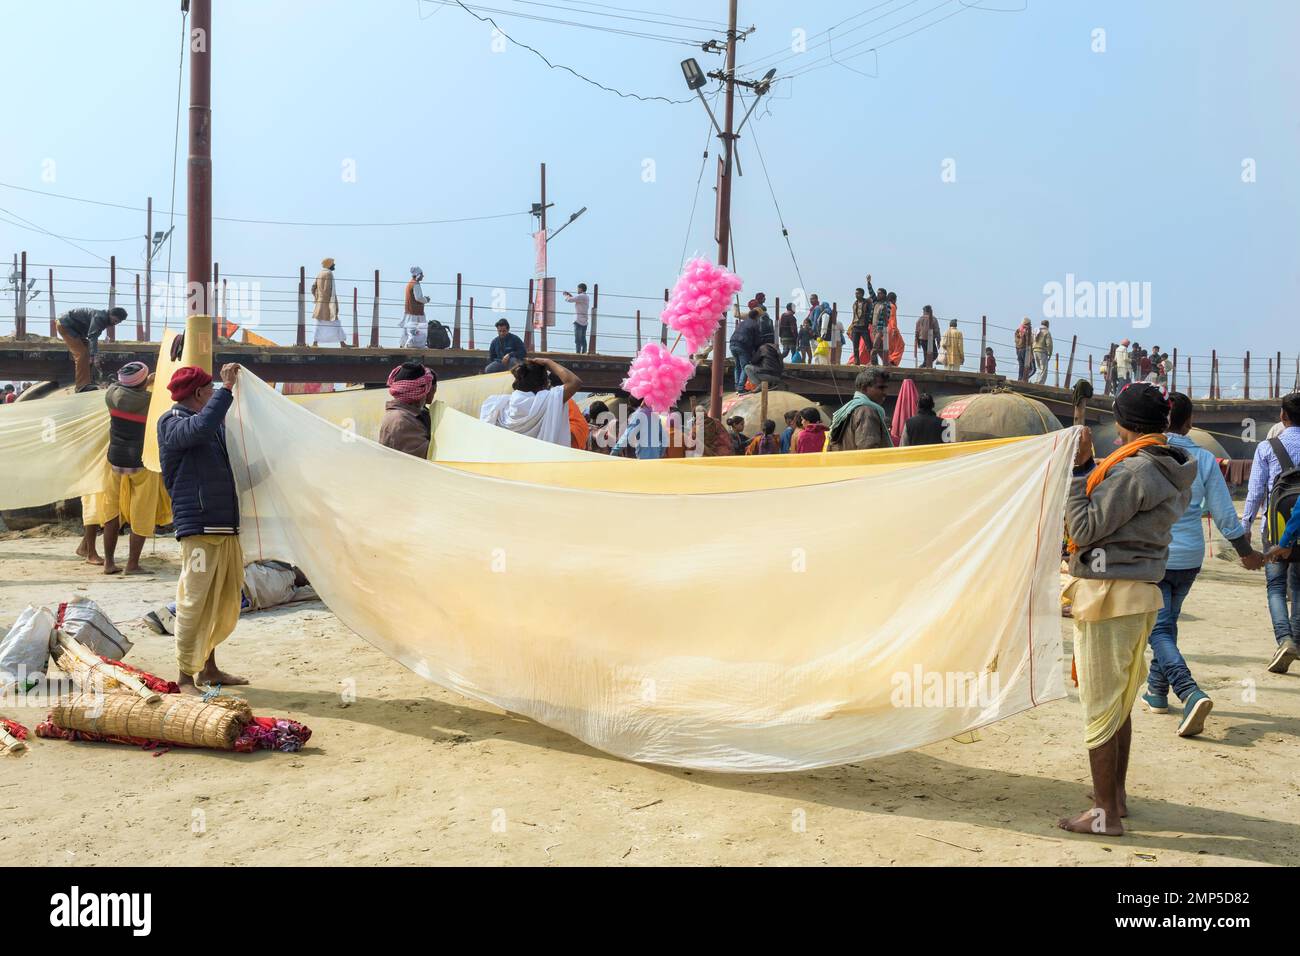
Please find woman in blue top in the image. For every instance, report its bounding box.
[1144,394,1264,737]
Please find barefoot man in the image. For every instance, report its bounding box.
[158,362,249,694]
[1060,383,1195,836]
[102,362,171,575]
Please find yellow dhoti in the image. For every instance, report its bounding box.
[175,534,245,676]
[80,460,119,527]
[1065,576,1161,749]
[105,469,172,538]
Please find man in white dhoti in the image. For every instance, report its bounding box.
[311,257,351,348]
[479,357,581,447]
[401,266,432,348]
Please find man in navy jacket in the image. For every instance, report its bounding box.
[158,362,249,694]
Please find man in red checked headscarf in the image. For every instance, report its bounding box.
[378,361,438,459]
[158,362,249,694]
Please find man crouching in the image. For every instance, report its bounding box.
[158,362,249,694]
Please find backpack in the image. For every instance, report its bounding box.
[426,319,451,350]
[1264,438,1300,554]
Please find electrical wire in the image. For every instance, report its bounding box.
[0,213,138,243]
[454,0,727,34]
[0,205,112,264]
[438,0,698,103]
[785,1,976,79]
[0,182,532,228]
[677,96,718,270]
[420,0,707,45]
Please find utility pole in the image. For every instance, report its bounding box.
[145,196,152,339]
[188,0,213,341]
[539,162,547,351]
[708,0,740,421]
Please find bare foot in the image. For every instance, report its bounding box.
[200,668,249,686]
[84,553,104,566]
[177,677,205,697]
[103,563,122,575]
[1088,789,1128,817]
[75,542,87,558]
[1057,807,1123,836]
[122,566,150,576]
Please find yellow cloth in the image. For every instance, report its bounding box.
[144,316,213,472]
[1073,610,1157,749]
[228,372,1078,771]
[103,469,173,538]
[0,389,109,511]
[1062,576,1162,623]
[175,534,245,676]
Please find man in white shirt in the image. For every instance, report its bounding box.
[479,357,582,446]
[563,283,590,354]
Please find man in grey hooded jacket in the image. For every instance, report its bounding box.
[1059,382,1196,837]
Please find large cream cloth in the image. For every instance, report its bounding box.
[0,388,109,510]
[228,373,1074,771]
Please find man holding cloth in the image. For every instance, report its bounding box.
[1060,382,1196,835]
[158,362,249,694]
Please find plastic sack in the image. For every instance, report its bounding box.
[59,598,132,660]
[0,605,56,688]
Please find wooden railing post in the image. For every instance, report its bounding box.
[453,272,463,349]
[369,270,380,348]
[1171,347,1178,393]
[1054,353,1060,389]
[49,268,57,337]
[1211,350,1218,398]
[211,261,218,338]
[105,256,117,341]
[524,279,535,352]
[589,283,599,354]
[661,287,669,345]
[352,287,359,348]
[134,274,142,340]
[1064,334,1077,388]
[635,309,642,351]
[297,266,307,346]
[1244,351,1251,400]
[468,296,475,350]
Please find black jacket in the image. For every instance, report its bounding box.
[158,388,240,538]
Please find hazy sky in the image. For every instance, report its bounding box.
[2,0,1296,390]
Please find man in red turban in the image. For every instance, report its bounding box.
[158,362,250,693]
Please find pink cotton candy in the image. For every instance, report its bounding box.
[662,258,743,354]
[622,342,695,414]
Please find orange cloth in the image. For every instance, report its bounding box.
[886,309,905,366]
[567,400,590,451]
[1066,433,1167,553]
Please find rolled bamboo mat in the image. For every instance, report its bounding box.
[50,692,247,750]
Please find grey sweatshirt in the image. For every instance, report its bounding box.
[1066,444,1197,582]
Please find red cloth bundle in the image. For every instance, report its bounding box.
[2,718,29,741]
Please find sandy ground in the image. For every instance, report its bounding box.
[1,528,1297,867]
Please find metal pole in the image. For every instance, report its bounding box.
[211,261,219,337]
[635,309,642,351]
[352,286,359,347]
[188,0,213,332]
[145,196,152,339]
[980,315,986,361]
[49,268,57,337]
[539,162,547,354]
[1064,334,1077,388]
[468,296,475,350]
[1171,347,1177,393]
[708,0,739,420]
[589,283,599,353]
[1244,351,1250,400]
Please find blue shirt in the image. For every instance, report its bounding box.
[1165,432,1246,570]
[488,332,526,365]
[611,406,665,460]
[1279,505,1300,550]
[1243,425,1300,532]
[780,425,794,454]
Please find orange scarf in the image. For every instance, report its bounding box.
[1066,433,1167,553]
